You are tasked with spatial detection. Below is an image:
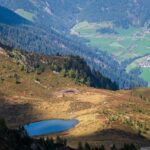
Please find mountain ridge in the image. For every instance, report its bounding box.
[0,42,118,90]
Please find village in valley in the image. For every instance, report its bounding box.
[139,55,150,68]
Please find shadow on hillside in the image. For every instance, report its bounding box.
[0,96,33,128]
[68,128,150,148]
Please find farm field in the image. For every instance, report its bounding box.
[71,21,150,85]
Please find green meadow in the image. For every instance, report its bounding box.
[15,9,35,21]
[140,68,150,82]
[71,21,150,85]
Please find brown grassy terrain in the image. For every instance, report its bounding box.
[0,51,150,150]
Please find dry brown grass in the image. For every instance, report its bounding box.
[0,53,150,150]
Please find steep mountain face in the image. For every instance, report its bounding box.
[0,0,89,31]
[0,5,147,89]
[0,6,30,25]
[1,0,150,31]
[79,0,150,28]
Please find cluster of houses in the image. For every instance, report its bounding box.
[139,55,150,68]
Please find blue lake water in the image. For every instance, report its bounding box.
[24,118,78,137]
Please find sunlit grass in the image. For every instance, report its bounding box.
[15,9,35,21]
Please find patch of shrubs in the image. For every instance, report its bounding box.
[77,142,137,150]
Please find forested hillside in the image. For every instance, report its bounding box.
[79,0,150,28]
[1,0,150,31]
[0,0,89,31]
[0,6,30,25]
[0,42,118,90]
[0,22,147,89]
[0,5,148,89]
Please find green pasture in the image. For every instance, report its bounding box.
[71,21,150,60]
[71,21,150,85]
[15,9,35,21]
[140,68,150,82]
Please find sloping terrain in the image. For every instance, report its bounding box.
[0,46,150,150]
[0,22,147,89]
[0,119,73,150]
[0,5,148,89]
[79,0,150,28]
[0,1,150,150]
[1,0,150,31]
[71,22,150,86]
[0,0,89,31]
[0,43,118,90]
[0,6,30,25]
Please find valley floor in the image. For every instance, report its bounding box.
[71,21,150,86]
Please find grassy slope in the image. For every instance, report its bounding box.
[71,22,150,84]
[127,57,150,85]
[127,57,146,72]
[15,9,35,22]
[140,68,150,83]
[0,50,150,150]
